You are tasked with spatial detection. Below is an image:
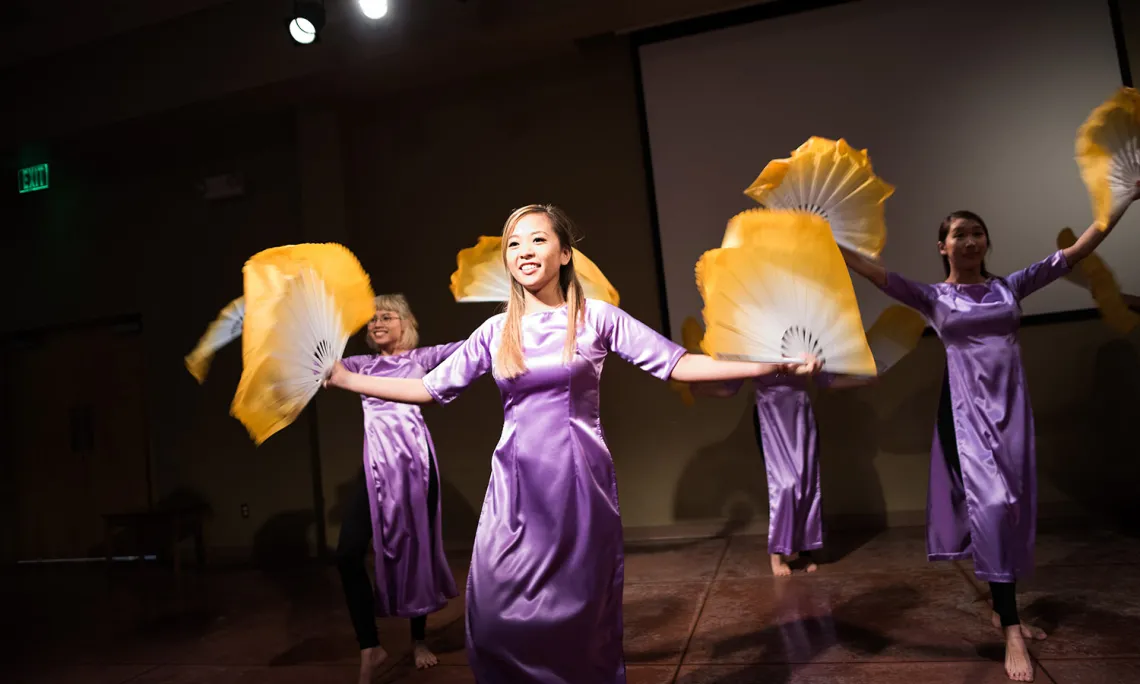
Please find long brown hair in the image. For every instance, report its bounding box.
[938,210,992,278]
[495,204,587,379]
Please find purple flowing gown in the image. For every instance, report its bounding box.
[341,343,463,617]
[723,376,825,556]
[754,375,824,556]
[422,300,686,684]
[878,250,1070,582]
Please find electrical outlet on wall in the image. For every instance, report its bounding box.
[240,503,250,519]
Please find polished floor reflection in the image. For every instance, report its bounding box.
[4,523,1140,683]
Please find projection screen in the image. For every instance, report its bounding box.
[636,0,1134,339]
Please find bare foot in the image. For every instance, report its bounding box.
[359,646,388,684]
[1020,623,1047,641]
[413,641,438,669]
[770,553,792,576]
[805,560,819,573]
[992,612,1047,640]
[1003,626,1034,681]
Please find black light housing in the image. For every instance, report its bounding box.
[288,0,326,45]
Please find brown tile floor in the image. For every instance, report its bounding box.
[3,523,1140,683]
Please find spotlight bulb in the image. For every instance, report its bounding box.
[358,0,389,20]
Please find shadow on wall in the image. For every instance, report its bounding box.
[326,471,361,533]
[672,394,768,539]
[873,347,946,457]
[813,382,888,561]
[1038,333,1140,534]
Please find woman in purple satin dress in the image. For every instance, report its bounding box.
[326,204,821,684]
[699,374,867,576]
[336,294,460,682]
[842,184,1140,682]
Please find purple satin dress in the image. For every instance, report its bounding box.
[754,375,824,556]
[879,250,1070,582]
[422,300,686,684]
[722,375,825,556]
[341,343,462,617]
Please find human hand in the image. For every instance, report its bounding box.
[789,354,822,376]
[324,360,347,389]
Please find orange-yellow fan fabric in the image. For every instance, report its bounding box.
[1076,87,1140,230]
[185,296,245,383]
[696,209,876,376]
[231,243,375,445]
[1057,226,1139,334]
[449,236,620,306]
[743,136,894,258]
[864,305,927,373]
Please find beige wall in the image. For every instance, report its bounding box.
[328,36,1140,548]
[4,5,1139,561]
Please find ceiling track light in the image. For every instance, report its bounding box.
[288,0,325,45]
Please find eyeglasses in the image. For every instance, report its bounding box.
[372,314,401,325]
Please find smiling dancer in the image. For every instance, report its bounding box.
[336,295,461,682]
[325,204,821,683]
[841,182,1140,682]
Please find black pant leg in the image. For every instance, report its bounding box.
[337,472,380,650]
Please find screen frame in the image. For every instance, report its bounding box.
[628,0,1134,339]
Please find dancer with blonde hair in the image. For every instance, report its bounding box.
[335,294,460,682]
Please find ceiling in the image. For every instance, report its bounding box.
[0,0,770,145]
[0,0,238,68]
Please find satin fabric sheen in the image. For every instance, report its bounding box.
[341,343,462,617]
[754,375,824,556]
[721,375,825,556]
[879,250,1070,581]
[423,300,686,684]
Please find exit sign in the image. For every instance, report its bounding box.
[18,163,49,193]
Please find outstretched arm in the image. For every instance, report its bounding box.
[841,248,937,318]
[1064,182,1140,266]
[669,353,820,384]
[593,301,822,384]
[333,323,491,404]
[839,247,888,288]
[325,361,433,403]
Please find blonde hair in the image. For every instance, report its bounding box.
[495,204,587,379]
[367,293,419,352]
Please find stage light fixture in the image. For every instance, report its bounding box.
[358,0,389,20]
[288,0,325,45]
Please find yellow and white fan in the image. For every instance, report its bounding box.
[1076,87,1140,230]
[743,137,895,258]
[185,296,245,383]
[231,243,376,445]
[1057,226,1139,334]
[449,236,621,306]
[669,316,706,406]
[696,209,876,376]
[864,305,927,374]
